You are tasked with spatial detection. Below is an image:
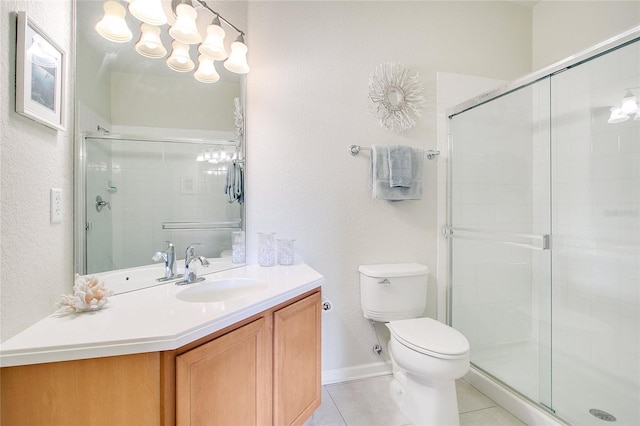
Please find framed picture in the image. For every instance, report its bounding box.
[15,11,66,131]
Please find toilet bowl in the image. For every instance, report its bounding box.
[387,317,469,426]
[359,263,470,426]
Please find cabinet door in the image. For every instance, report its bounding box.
[176,317,271,426]
[0,353,161,426]
[273,292,322,426]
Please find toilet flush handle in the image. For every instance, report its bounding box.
[378,279,391,285]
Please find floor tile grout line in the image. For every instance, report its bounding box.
[459,405,503,416]
[458,399,498,415]
[323,385,349,426]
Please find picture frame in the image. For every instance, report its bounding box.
[15,11,66,131]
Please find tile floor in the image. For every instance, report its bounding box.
[305,375,526,426]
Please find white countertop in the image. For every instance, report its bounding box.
[0,264,324,367]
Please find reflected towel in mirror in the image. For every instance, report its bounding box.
[225,160,244,204]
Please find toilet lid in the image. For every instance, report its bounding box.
[387,318,469,359]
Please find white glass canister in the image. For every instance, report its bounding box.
[258,232,276,267]
[232,231,245,263]
[277,239,295,265]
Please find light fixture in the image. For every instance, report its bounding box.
[194,55,220,83]
[135,23,167,58]
[224,34,249,74]
[199,15,227,60]
[95,0,132,43]
[166,41,195,72]
[169,0,201,45]
[607,106,630,124]
[95,0,249,83]
[128,0,167,26]
[620,90,638,115]
[608,88,640,124]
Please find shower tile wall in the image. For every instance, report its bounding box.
[87,139,240,272]
[549,41,639,425]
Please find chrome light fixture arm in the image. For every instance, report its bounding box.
[171,0,245,37]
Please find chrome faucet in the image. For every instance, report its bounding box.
[152,241,182,282]
[177,244,210,285]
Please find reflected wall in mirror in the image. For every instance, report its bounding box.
[74,0,247,290]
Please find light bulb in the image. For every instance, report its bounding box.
[607,106,630,124]
[135,23,167,58]
[620,91,638,115]
[169,3,201,45]
[224,37,249,74]
[199,18,227,60]
[166,41,194,72]
[194,55,220,83]
[95,0,133,43]
[128,0,167,26]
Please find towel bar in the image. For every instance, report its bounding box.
[349,144,440,160]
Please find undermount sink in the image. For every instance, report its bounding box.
[176,278,269,303]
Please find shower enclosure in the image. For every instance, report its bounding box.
[447,30,639,425]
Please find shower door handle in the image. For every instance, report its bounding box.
[442,226,551,250]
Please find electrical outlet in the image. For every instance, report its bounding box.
[50,188,62,224]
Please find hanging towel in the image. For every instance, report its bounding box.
[388,145,412,187]
[225,160,244,204]
[371,145,423,201]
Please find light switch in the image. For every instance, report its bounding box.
[50,188,62,223]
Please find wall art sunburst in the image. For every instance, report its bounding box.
[367,62,425,132]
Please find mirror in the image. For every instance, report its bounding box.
[74,0,247,291]
[384,86,405,111]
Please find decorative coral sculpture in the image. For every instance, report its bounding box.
[56,274,113,313]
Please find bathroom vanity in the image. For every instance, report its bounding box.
[0,264,323,426]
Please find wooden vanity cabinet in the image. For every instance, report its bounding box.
[0,288,321,426]
[273,291,322,426]
[173,289,322,426]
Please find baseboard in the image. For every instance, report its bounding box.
[464,366,567,425]
[322,361,392,385]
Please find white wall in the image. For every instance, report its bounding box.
[245,0,533,378]
[0,1,74,341]
[532,1,640,70]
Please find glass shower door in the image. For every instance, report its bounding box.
[448,78,553,408]
[549,38,640,425]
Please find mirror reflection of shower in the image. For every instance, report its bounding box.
[82,134,243,274]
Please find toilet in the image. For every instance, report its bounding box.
[359,263,470,426]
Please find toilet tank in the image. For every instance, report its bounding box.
[359,263,429,322]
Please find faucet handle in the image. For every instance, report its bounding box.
[185,243,204,257]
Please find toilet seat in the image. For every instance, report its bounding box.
[387,318,469,360]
